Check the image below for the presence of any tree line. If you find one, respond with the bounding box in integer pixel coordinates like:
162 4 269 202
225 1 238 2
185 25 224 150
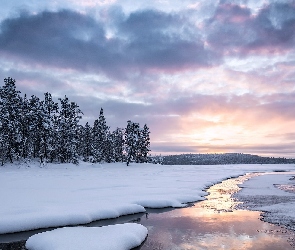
0 77 150 166
158 153 295 165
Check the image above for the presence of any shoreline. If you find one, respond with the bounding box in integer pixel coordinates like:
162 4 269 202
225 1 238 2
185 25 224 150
234 171 295 232
1 170 295 249
140 172 295 249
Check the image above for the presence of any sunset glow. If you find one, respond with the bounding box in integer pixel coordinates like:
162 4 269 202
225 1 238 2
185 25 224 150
0 0 294 157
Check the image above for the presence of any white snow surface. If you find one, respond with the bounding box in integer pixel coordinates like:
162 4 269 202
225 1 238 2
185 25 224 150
238 172 295 197
26 223 148 250
237 172 295 218
0 162 294 235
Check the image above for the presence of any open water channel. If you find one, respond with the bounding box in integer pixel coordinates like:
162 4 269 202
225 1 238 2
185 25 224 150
139 173 295 249
1 173 295 250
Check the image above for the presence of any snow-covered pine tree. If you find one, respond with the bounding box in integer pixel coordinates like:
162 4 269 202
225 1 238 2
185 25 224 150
0 77 22 163
19 94 33 160
56 96 83 164
91 119 99 162
27 95 43 160
40 92 59 163
92 108 109 163
104 131 114 163
139 124 151 163
80 122 93 162
124 120 140 166
111 127 125 162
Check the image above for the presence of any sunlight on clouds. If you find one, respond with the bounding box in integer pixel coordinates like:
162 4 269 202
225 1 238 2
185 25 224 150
65 73 126 99
162 108 295 155
189 113 222 124
157 67 251 96
190 124 246 145
224 54 291 73
166 60 295 98
0 58 16 72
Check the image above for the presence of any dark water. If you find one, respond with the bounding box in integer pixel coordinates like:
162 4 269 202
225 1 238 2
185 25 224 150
1 174 295 250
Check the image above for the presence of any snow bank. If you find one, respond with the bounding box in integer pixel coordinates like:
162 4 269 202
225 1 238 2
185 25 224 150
0 203 145 234
26 223 148 250
0 162 294 234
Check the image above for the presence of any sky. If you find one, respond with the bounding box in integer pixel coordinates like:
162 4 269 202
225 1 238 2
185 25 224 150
0 0 294 157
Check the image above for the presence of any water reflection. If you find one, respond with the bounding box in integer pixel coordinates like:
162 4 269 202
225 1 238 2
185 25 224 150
140 173 295 250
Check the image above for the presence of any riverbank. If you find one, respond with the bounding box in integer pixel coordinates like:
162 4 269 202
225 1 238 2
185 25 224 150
139 173 295 249
235 172 295 232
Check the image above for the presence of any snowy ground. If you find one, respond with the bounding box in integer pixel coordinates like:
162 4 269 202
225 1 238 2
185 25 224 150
235 172 295 231
1 162 295 249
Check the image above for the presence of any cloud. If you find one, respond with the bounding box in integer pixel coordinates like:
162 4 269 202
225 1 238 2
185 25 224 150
70 91 295 156
151 141 295 157
0 8 219 80
1 2 294 80
0 11 110 69
117 9 217 69
266 132 295 141
0 1 294 158
206 2 295 55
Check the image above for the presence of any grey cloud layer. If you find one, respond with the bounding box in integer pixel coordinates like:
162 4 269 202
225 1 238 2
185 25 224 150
207 3 295 54
1 2 294 79
77 91 295 131
0 9 214 79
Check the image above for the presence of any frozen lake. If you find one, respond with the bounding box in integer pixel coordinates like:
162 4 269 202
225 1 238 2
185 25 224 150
139 174 295 249
2 171 295 249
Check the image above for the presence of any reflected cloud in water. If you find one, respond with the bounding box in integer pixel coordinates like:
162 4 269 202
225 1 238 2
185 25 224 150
140 173 294 250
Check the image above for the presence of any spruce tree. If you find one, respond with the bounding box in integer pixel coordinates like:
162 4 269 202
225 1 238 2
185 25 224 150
104 131 114 163
42 92 59 163
56 96 82 164
124 120 140 166
111 128 125 162
91 119 100 162
81 122 93 162
28 95 42 160
92 108 109 162
139 124 151 163
0 77 22 163
19 94 32 159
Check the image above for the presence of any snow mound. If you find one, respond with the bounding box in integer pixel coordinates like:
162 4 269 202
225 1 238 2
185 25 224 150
0 203 145 234
26 223 148 250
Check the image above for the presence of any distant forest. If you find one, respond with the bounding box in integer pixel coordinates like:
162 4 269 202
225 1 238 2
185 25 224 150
153 153 295 165
0 77 150 166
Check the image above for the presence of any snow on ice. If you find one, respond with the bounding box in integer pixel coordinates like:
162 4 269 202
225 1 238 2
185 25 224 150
1 162 295 249
236 172 295 231
26 223 148 250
